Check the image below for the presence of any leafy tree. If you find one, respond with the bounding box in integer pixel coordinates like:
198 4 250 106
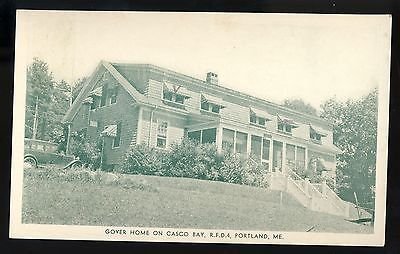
25 58 72 146
25 58 55 140
320 88 378 205
283 98 318 116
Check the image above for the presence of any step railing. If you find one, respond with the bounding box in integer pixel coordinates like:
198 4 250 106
323 182 350 217
286 168 349 217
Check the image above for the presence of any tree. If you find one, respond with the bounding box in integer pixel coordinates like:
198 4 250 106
25 58 72 146
283 98 318 116
25 58 55 140
320 88 378 205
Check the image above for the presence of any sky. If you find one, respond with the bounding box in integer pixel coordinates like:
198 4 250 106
17 11 392 110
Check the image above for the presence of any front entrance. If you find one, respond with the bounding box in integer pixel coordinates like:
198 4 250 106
272 141 283 172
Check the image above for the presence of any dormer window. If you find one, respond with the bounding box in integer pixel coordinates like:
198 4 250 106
277 115 299 135
200 94 225 114
249 107 271 127
162 81 190 107
309 124 327 144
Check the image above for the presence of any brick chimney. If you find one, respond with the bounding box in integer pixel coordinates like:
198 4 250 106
206 72 218 86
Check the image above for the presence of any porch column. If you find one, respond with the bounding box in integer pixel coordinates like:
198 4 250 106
216 126 223 153
305 147 309 171
246 133 251 157
268 139 273 172
282 142 287 174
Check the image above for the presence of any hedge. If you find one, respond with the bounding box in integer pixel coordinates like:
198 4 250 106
121 138 269 188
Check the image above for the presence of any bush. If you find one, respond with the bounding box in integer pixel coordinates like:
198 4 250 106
69 130 102 169
122 138 268 188
120 144 167 175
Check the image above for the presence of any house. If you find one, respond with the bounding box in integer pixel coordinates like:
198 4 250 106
62 61 341 181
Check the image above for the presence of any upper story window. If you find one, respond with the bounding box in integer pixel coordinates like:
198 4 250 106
109 87 118 105
88 84 118 108
200 94 225 114
162 82 190 108
157 121 168 148
309 124 327 144
87 86 102 110
277 115 299 135
249 107 271 127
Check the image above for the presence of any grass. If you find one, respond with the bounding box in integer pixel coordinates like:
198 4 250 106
22 168 373 233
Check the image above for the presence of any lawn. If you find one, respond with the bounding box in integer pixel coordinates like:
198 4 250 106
22 168 373 233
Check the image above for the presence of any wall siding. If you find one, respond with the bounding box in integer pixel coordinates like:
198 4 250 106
70 71 139 167
138 108 186 148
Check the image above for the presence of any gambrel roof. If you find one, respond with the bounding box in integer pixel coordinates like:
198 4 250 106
63 61 333 129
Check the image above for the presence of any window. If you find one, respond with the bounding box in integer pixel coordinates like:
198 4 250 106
211 104 220 114
188 130 201 143
201 101 221 114
250 114 257 124
200 94 224 114
296 147 306 171
157 121 168 148
201 128 216 144
250 114 266 127
163 91 173 101
262 139 270 161
309 125 326 144
277 116 298 135
278 123 284 132
251 135 262 159
286 144 296 169
89 120 98 127
90 97 100 110
112 122 122 148
109 88 118 104
222 128 235 152
258 117 266 126
175 94 185 104
249 108 270 127
162 87 188 107
310 132 322 143
278 123 292 133
273 141 283 171
201 101 210 111
235 131 248 155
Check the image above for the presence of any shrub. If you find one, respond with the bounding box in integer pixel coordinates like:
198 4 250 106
122 138 268 188
120 144 167 175
69 131 102 169
217 151 245 184
243 155 269 187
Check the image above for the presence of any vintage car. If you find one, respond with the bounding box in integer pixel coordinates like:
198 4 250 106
23 138 81 169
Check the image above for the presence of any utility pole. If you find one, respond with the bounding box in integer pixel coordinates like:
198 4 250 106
32 95 39 140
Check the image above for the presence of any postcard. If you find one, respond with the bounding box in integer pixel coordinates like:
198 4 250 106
10 10 391 246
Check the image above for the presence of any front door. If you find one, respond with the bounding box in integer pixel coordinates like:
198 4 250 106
272 141 283 172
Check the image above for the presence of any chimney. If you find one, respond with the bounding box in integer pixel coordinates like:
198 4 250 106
206 72 218 86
